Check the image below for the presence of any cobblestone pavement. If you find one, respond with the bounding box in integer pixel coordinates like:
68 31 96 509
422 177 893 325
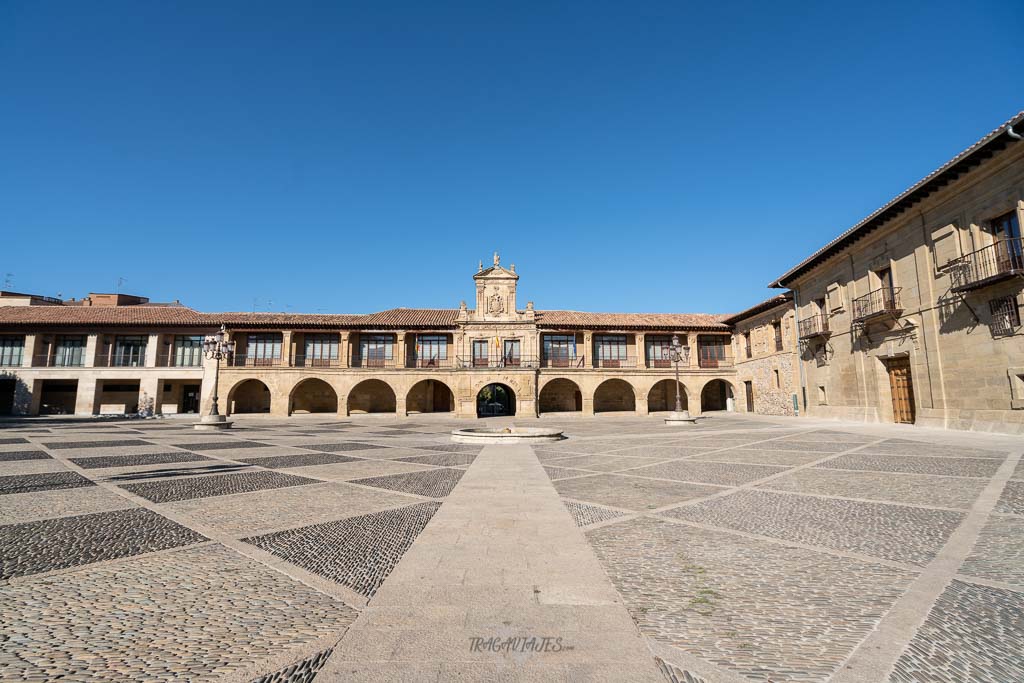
0 413 1021 681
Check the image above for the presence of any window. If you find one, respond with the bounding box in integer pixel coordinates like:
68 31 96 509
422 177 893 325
818 385 827 405
358 334 392 367
503 339 521 367
989 296 1021 336
304 333 339 367
414 334 447 367
247 333 282 366
54 335 86 367
991 210 1024 271
472 339 490 367
0 335 24 366
173 335 203 367
543 334 576 367
594 335 627 367
698 335 727 368
773 321 783 351
646 336 674 368
773 368 781 388
825 282 845 313
112 335 148 367
743 331 752 358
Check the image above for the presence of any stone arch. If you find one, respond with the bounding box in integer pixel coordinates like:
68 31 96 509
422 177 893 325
348 379 397 414
406 378 454 414
539 378 583 413
593 378 636 413
700 379 735 412
228 378 271 415
647 379 688 413
289 378 338 415
477 383 516 417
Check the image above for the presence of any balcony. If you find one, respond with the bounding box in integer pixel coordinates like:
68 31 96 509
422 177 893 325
853 287 902 322
798 314 831 340
540 355 586 369
293 355 343 368
592 358 638 369
407 357 454 369
230 354 283 368
698 357 734 369
949 238 1024 292
459 356 539 369
158 353 204 368
34 354 86 368
350 356 398 369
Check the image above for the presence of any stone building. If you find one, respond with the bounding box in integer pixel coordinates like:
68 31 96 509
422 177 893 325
772 110 1024 434
722 293 799 416
0 254 744 419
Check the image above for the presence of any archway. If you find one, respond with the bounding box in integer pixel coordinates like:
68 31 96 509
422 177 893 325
290 378 338 414
348 379 397 414
230 379 271 414
407 379 454 414
701 379 734 412
477 383 515 417
648 379 688 413
593 378 636 413
539 378 582 414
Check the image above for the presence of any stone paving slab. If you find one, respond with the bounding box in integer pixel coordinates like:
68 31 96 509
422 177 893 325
554 473 726 510
544 453 667 472
0 485 135 525
119 470 319 503
960 515 1024 589
627 460 789 486
690 447 828 466
665 489 964 566
588 516 916 682
164 481 418 536
889 579 1024 683
0 544 356 682
0 470 94 495
759 468 988 510
0 449 51 461
0 458 70 476
0 507 206 580
321 443 663 681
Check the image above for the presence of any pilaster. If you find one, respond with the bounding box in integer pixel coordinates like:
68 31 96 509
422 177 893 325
22 334 37 368
145 334 160 367
281 330 293 367
139 375 162 415
74 377 99 416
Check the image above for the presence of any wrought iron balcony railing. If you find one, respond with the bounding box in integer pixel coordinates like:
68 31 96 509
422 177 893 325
798 314 831 339
230 354 283 368
293 355 342 368
406 357 454 369
458 355 540 369
698 357 734 369
349 356 398 369
33 354 85 368
592 358 638 369
949 238 1024 292
540 355 586 369
158 353 203 368
853 287 902 322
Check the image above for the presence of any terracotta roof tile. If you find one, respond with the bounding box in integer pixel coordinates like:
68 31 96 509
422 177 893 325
361 308 461 327
0 305 208 327
535 310 729 330
205 312 367 327
720 293 793 325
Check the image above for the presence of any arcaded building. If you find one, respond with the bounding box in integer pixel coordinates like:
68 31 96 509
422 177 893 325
773 110 1024 433
0 255 747 420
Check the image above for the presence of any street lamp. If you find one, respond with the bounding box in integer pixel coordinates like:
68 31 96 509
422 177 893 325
196 324 235 430
664 334 696 425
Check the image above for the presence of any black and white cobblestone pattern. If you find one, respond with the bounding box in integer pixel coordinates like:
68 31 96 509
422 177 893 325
43 439 153 449
0 471 95 495
250 647 334 683
351 467 464 498
245 501 441 597
563 500 626 527
70 451 214 469
170 440 274 451
238 452 363 469
120 470 319 503
394 452 477 467
0 507 206 580
0 449 52 461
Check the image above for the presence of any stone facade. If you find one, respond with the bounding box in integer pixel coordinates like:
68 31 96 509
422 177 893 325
774 111 1024 434
724 295 799 416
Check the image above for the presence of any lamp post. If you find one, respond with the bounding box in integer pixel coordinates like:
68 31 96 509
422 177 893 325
664 334 696 425
196 325 235 430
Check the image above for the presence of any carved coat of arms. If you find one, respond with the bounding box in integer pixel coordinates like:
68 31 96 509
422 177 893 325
487 292 505 315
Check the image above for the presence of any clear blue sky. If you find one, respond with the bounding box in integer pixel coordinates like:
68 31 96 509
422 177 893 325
2 1 1021 314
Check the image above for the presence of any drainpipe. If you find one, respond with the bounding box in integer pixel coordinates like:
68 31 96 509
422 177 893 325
792 287 807 416
1007 125 1023 141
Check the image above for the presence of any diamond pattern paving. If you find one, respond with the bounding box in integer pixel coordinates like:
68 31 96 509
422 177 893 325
351 467 464 497
554 473 725 510
0 471 95 495
119 470 319 503
70 451 214 469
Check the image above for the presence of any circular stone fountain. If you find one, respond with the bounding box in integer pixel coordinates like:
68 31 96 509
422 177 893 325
451 426 564 444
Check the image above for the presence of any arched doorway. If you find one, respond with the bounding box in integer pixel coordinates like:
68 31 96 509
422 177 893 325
539 378 582 414
230 379 271 414
701 379 734 412
594 379 636 413
407 379 454 414
477 383 515 417
348 379 397 414
290 378 338 414
648 379 687 413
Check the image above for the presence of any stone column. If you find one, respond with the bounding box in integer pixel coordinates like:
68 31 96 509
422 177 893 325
339 332 349 368
280 330 293 367
582 395 595 416
689 333 700 369
145 334 160 368
395 332 407 369
582 331 592 367
199 353 219 415
396 394 408 417
635 394 649 416
84 334 99 368
22 334 38 368
635 333 645 368
689 383 702 416
74 377 99 416
22 379 40 416
139 375 162 415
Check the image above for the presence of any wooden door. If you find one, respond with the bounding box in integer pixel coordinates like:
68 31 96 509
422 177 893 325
886 358 916 424
744 381 754 413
